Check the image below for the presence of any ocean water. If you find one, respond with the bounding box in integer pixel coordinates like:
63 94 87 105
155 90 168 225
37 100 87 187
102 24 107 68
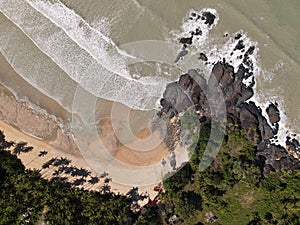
0 0 299 134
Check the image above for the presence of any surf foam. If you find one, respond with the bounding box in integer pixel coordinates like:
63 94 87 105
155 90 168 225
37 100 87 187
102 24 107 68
0 0 169 111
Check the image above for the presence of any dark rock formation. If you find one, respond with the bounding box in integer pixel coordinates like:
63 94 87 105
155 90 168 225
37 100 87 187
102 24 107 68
234 40 245 51
159 59 300 175
266 103 280 124
179 37 193 45
257 141 300 175
194 28 202 36
178 73 192 90
160 61 276 143
201 11 216 26
234 33 242 40
286 137 300 153
179 10 217 49
245 46 255 56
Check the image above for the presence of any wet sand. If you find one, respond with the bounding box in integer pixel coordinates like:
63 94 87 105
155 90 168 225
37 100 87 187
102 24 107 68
0 53 72 121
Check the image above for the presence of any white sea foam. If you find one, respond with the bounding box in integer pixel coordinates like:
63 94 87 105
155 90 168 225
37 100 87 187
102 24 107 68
26 0 135 77
0 0 170 111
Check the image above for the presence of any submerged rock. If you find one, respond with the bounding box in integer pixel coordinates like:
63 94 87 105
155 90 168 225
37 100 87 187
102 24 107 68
174 49 188 63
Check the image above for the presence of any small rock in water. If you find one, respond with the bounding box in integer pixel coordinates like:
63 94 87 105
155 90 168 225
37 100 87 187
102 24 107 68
174 49 188 63
201 11 216 26
198 52 208 61
179 37 193 45
194 28 202 35
245 46 255 55
234 33 242 40
234 40 245 51
223 32 229 37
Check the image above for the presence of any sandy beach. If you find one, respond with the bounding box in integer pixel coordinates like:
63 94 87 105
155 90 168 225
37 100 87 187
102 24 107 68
99 118 169 166
0 86 159 202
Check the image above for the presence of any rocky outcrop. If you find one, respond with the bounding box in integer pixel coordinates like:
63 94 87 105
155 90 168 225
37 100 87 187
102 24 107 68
257 141 300 175
160 69 209 119
159 60 300 176
160 61 274 141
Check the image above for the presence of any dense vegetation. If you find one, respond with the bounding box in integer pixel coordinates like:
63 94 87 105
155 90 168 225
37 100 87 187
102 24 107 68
159 122 300 224
1 121 300 225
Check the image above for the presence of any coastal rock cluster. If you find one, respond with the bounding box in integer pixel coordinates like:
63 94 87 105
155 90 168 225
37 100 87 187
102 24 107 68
179 9 217 46
159 61 300 175
159 7 300 176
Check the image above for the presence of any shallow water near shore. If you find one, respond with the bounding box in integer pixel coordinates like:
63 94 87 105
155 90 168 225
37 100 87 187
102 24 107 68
0 0 299 134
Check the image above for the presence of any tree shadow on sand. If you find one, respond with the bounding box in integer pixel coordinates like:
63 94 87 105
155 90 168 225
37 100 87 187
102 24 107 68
72 178 86 186
41 156 113 190
126 187 149 211
50 176 72 188
99 184 111 194
13 142 33 155
38 150 48 157
71 167 91 177
0 130 14 149
126 187 148 202
88 176 100 185
42 157 72 169
42 157 57 169
53 157 71 167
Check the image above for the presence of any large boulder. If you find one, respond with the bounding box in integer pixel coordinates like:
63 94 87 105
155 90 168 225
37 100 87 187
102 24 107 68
266 103 280 124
